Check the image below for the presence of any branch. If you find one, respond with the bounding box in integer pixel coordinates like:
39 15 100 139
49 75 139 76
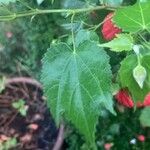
5 77 42 89
0 5 117 21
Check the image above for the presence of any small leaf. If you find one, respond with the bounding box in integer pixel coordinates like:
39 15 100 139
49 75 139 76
12 99 27 116
99 34 133 52
139 107 150 127
20 107 27 116
12 99 25 109
133 64 147 89
41 41 115 145
113 2 150 32
2 138 17 149
118 54 150 102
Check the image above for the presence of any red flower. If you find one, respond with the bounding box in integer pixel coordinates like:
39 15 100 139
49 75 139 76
115 89 150 108
137 135 145 142
102 12 122 41
115 90 134 108
143 93 150 106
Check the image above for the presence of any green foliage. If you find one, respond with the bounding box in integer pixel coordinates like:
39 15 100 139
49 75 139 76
12 99 27 116
139 107 150 127
113 2 150 32
0 138 17 150
41 41 115 146
100 34 134 52
118 54 150 102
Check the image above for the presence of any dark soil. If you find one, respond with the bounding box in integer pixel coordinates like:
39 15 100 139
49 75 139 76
0 78 58 150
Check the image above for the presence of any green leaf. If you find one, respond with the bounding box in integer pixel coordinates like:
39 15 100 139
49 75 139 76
99 34 134 52
20 107 27 116
118 54 150 102
113 2 150 32
139 107 150 127
12 99 25 109
0 0 16 4
4 138 17 149
41 41 115 145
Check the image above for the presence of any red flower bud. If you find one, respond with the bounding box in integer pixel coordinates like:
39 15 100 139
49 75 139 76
115 90 134 108
137 135 145 142
102 12 122 41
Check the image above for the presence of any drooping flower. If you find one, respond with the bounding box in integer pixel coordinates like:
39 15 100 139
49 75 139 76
143 93 150 106
115 89 150 108
115 90 134 108
102 12 122 40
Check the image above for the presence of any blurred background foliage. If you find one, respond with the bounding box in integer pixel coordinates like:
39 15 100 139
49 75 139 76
2 1 150 150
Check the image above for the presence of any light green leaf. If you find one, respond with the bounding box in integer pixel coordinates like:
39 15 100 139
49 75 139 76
133 64 147 89
41 41 115 145
99 34 133 52
12 99 27 117
139 107 150 127
118 54 150 102
113 2 150 32
0 0 16 4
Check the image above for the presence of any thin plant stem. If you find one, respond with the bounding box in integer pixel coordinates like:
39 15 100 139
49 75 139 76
0 5 118 21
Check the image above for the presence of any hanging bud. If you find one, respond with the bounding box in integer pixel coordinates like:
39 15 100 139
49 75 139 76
133 45 140 55
133 65 147 89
